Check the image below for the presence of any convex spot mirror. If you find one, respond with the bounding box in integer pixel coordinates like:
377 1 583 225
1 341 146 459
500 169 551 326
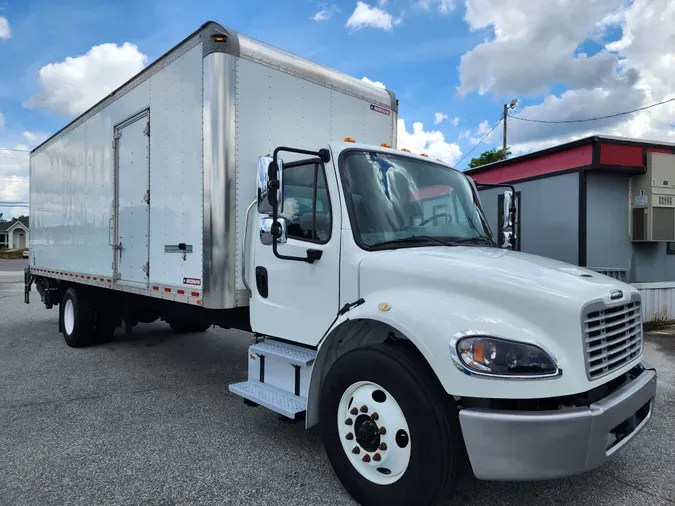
260 216 287 245
257 155 284 215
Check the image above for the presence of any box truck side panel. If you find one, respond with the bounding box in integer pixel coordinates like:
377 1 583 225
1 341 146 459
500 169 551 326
30 37 204 304
147 43 204 290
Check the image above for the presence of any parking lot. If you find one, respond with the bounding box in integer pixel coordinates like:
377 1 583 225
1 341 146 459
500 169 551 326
1 259 674 506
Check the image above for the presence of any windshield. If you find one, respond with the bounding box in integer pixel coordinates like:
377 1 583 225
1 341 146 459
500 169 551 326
340 150 494 250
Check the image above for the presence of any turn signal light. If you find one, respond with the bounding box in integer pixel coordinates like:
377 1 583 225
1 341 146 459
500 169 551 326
344 137 356 143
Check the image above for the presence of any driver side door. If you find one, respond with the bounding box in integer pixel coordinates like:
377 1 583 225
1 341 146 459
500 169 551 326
250 158 341 346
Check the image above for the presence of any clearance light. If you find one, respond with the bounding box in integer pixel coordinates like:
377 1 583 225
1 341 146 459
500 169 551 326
380 143 391 148
213 35 227 42
401 148 411 152
344 137 356 143
420 153 429 157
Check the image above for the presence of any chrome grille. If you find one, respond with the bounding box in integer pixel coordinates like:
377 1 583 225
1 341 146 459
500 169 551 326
583 299 643 380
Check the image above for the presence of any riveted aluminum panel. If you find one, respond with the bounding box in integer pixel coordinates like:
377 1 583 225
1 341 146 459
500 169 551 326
149 43 204 289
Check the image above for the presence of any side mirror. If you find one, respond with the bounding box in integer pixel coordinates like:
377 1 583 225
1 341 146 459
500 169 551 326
257 155 284 215
260 216 287 245
500 190 519 249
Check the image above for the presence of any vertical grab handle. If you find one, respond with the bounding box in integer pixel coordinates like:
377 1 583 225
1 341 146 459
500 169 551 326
241 200 256 294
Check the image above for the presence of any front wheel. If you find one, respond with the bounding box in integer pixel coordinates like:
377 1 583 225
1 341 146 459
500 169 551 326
319 342 463 506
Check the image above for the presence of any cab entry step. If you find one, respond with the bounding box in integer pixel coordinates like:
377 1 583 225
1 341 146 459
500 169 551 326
229 380 307 419
249 341 317 366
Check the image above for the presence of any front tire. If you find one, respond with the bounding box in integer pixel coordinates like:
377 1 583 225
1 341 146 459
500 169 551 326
319 342 463 506
60 287 95 348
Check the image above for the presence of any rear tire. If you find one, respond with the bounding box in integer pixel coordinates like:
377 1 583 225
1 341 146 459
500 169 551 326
319 342 463 506
60 287 96 348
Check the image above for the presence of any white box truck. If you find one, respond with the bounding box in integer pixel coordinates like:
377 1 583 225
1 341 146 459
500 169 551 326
25 21 657 506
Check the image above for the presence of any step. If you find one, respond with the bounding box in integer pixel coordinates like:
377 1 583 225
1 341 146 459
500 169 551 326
250 341 317 367
229 380 307 419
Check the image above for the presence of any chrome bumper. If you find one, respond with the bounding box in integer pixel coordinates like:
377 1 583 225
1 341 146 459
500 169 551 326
459 364 657 481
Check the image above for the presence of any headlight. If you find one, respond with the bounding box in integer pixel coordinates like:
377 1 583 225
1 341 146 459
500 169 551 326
453 336 560 378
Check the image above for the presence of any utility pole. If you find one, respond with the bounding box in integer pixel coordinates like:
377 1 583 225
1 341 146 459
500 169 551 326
502 98 518 160
503 103 508 160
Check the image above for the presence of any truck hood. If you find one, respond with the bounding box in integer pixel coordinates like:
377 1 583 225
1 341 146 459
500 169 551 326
357 246 637 341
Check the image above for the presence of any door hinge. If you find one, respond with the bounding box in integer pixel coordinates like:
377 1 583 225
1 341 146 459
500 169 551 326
114 273 122 281
144 121 150 136
114 130 121 139
142 262 149 275
143 189 150 204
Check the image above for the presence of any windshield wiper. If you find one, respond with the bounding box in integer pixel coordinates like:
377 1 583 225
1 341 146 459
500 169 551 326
371 235 491 250
444 237 491 246
371 235 460 250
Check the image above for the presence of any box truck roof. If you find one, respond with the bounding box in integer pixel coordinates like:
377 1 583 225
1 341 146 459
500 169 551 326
32 20 397 156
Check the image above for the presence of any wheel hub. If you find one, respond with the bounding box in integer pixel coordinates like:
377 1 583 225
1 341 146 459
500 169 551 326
355 416 381 452
337 381 412 485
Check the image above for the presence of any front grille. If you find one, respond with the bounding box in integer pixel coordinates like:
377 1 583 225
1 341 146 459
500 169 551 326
583 299 643 380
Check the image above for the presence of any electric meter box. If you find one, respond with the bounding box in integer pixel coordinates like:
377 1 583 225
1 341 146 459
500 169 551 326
631 152 675 242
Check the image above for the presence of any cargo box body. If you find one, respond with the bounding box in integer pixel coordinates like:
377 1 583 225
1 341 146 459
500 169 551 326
29 21 397 310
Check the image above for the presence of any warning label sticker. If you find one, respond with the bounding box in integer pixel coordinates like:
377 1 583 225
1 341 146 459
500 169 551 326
183 277 202 286
370 104 391 116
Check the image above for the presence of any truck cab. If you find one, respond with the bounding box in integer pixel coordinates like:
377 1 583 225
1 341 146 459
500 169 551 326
234 139 657 506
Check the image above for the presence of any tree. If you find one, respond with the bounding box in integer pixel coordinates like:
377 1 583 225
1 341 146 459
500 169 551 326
467 147 511 168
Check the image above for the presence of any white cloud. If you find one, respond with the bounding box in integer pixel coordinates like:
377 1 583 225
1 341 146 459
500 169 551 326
397 118 462 164
419 0 455 14
458 0 629 97
0 17 10 41
312 5 339 21
361 76 387 89
0 129 52 220
25 42 148 117
459 0 675 154
451 116 460 126
22 131 50 146
434 112 448 125
346 1 402 31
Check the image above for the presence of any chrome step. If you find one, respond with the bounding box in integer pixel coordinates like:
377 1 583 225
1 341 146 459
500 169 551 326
229 380 307 419
250 341 316 366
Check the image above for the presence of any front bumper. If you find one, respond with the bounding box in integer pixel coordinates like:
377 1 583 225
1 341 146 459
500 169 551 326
459 363 657 481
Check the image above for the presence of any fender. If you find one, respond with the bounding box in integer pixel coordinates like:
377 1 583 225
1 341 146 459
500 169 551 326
305 285 595 429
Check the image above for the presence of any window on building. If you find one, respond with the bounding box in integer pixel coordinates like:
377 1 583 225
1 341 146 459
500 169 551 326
280 161 332 243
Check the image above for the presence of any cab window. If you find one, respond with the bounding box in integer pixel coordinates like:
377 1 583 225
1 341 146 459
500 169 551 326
280 161 332 243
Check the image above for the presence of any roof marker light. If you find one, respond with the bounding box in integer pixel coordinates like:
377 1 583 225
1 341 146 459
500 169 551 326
344 137 356 143
401 148 411 152
380 143 391 148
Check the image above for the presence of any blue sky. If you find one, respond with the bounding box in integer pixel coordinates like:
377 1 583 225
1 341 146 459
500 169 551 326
1 0 674 218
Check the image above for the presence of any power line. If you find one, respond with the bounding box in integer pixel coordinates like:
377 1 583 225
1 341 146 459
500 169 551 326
456 117 503 168
508 96 675 124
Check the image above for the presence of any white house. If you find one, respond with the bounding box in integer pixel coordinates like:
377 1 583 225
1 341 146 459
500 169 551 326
0 217 29 249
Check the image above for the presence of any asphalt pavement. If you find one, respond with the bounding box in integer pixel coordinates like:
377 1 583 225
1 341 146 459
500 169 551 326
1 260 674 505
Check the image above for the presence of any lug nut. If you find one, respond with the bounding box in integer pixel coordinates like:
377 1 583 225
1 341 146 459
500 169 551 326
362 454 371 463
346 433 354 440
371 412 379 421
345 418 353 426
350 408 358 415
379 443 388 451
352 446 360 455
378 427 387 435
373 453 382 462
360 405 368 413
